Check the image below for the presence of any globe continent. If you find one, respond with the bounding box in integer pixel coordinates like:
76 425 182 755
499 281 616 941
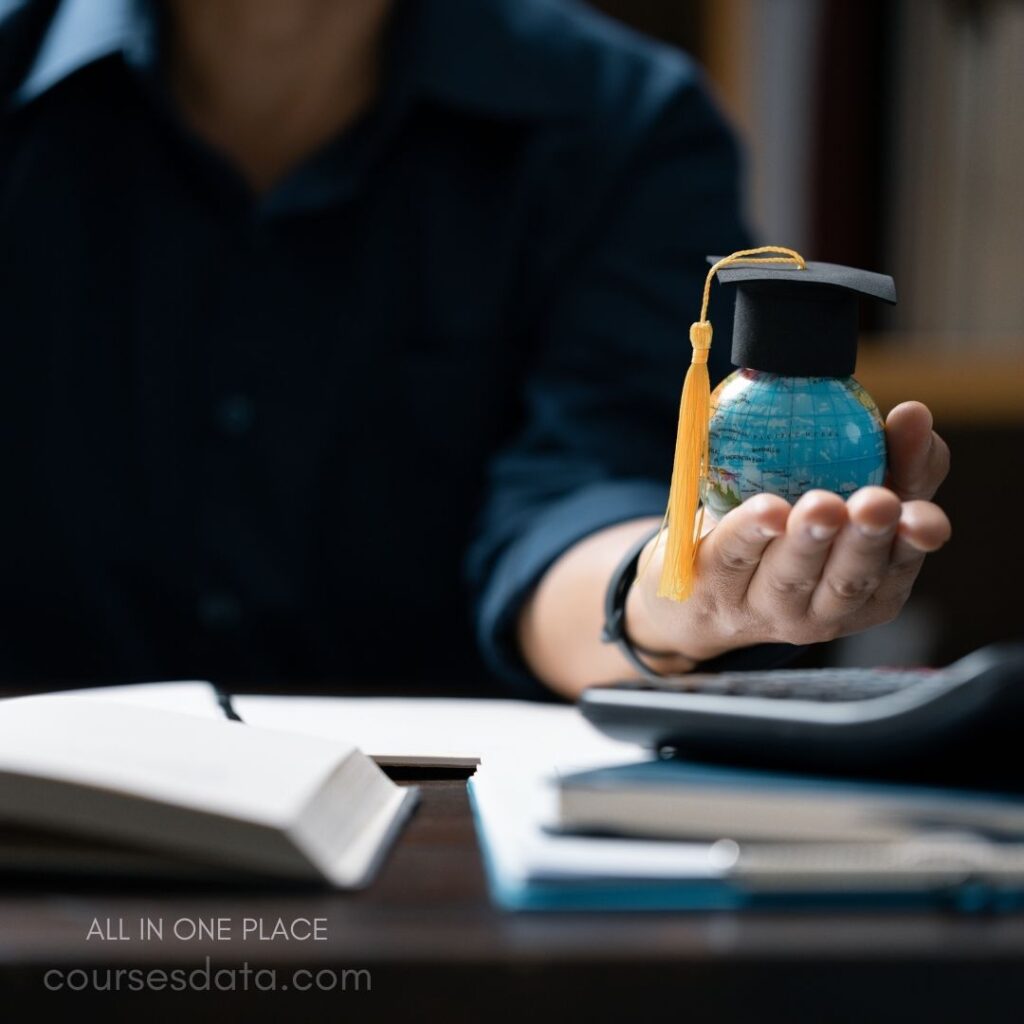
703 369 886 519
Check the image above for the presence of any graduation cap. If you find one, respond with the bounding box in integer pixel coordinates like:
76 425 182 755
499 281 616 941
715 257 896 377
655 247 897 602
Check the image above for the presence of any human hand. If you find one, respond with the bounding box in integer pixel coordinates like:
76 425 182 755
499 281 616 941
626 401 952 665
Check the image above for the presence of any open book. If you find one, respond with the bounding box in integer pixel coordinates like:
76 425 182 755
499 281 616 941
0 695 417 887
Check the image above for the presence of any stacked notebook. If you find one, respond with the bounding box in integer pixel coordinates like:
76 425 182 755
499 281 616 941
558 759 1024 843
469 753 1024 912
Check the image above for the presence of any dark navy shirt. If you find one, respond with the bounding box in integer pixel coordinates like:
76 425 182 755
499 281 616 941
0 0 747 690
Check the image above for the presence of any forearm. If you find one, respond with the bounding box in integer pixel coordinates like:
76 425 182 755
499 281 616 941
517 518 696 699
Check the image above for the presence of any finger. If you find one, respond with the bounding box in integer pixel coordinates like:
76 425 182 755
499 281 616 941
747 490 847 616
864 502 952 628
810 486 901 621
890 500 952 568
700 493 790 602
885 401 951 502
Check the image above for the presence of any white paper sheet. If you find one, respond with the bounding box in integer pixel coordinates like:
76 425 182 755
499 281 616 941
41 683 646 770
232 694 642 768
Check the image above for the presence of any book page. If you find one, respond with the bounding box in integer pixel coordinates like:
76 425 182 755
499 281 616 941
0 697 354 824
53 681 225 721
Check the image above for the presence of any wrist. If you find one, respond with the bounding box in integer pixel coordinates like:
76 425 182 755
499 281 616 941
622 577 706 672
624 557 746 667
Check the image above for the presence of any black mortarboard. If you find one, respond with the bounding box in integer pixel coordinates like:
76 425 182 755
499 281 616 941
708 258 897 377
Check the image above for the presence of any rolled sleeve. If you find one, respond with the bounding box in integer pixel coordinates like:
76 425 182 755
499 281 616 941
468 63 750 690
475 479 668 691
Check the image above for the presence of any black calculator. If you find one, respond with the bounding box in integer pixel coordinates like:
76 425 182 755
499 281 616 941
579 643 1024 788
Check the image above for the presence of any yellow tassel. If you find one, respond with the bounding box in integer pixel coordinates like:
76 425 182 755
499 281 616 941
656 321 711 600
654 246 807 602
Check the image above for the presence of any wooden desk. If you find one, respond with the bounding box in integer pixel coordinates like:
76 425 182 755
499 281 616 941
2 775 1024 1022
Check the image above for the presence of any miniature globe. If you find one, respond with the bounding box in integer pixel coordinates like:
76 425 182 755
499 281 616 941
702 369 886 518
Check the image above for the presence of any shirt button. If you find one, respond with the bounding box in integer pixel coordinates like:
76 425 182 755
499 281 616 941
198 593 242 630
217 395 255 437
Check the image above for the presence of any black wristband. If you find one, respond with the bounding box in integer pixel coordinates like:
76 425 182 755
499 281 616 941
600 526 680 680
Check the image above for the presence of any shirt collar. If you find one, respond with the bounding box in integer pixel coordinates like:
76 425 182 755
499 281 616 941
13 0 579 120
14 0 155 106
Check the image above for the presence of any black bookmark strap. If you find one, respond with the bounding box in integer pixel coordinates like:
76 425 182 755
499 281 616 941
215 687 244 722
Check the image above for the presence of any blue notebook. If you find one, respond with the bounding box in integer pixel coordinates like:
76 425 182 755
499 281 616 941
468 761 1024 913
558 759 1024 844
